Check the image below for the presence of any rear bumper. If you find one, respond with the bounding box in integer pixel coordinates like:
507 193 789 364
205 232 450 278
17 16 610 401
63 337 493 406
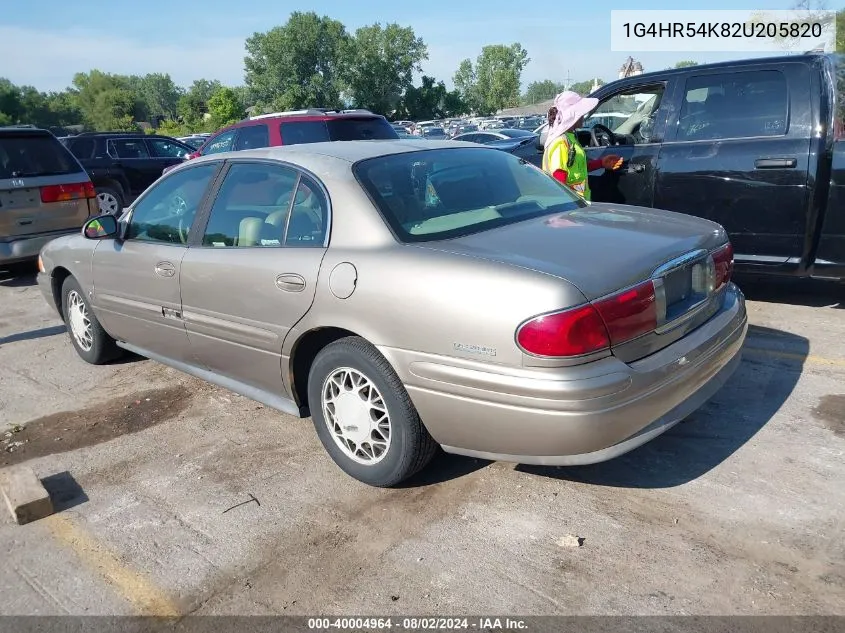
380 284 747 465
0 231 77 265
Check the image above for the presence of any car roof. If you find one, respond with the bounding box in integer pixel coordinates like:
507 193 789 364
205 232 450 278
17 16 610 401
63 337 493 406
190 139 476 166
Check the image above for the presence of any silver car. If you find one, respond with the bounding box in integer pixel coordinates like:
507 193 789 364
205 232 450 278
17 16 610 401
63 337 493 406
37 141 747 486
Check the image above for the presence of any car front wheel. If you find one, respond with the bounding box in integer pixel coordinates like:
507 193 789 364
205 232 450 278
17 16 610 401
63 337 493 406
61 276 121 364
308 336 437 487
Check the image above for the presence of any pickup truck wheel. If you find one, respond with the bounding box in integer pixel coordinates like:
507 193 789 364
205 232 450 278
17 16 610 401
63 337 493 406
61 276 121 365
96 186 123 215
308 336 438 487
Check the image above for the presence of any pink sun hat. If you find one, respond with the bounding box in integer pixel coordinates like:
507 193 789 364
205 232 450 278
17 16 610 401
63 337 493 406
546 91 599 147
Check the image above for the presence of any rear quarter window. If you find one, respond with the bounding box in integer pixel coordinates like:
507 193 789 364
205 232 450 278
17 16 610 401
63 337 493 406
0 133 81 178
325 117 398 141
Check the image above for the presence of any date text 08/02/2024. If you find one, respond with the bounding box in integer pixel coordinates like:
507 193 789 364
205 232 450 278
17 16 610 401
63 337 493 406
307 618 528 631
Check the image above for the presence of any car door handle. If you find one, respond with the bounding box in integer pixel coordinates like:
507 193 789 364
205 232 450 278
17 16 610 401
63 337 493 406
154 262 176 277
755 158 797 169
627 163 645 174
275 273 306 292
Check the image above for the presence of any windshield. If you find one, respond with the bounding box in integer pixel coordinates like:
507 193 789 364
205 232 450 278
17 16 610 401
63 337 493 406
0 133 80 179
498 128 535 138
353 147 585 243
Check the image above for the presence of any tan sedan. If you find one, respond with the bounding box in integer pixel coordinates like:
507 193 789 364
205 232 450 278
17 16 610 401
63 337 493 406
37 141 747 486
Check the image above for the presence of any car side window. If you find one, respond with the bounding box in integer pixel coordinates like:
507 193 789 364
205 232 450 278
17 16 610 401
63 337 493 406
108 138 150 159
279 122 330 145
147 138 191 158
589 84 666 144
201 162 299 248
234 124 270 151
67 138 95 159
202 130 237 155
285 177 328 247
675 70 788 142
125 163 218 245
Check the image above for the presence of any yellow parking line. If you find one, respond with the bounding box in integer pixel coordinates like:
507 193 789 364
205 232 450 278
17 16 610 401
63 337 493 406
743 346 845 368
45 514 179 616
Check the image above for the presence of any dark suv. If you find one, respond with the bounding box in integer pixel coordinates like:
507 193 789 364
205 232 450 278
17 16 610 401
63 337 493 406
61 132 194 214
188 109 399 161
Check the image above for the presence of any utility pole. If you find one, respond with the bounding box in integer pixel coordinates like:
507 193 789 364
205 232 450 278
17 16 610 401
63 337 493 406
564 71 572 91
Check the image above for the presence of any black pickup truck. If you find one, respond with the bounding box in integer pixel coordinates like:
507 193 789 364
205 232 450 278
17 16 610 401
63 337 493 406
60 132 193 215
537 53 844 281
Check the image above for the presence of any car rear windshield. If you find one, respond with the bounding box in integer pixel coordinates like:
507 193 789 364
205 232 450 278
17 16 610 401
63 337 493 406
279 117 398 145
0 133 81 179
353 147 586 243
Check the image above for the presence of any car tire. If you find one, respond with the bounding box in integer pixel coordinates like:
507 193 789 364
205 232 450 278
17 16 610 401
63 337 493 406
308 336 438 487
61 276 121 365
96 185 124 215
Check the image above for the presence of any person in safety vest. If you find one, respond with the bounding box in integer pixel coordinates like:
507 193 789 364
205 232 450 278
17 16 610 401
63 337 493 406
542 91 623 201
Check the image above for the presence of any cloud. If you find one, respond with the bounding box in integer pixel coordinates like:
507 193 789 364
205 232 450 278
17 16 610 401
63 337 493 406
0 25 246 91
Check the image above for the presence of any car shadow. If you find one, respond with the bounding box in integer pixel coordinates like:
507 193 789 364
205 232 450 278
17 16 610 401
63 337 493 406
515 324 807 489
0 324 67 345
0 271 37 287
41 471 88 512
398 450 491 488
734 275 844 309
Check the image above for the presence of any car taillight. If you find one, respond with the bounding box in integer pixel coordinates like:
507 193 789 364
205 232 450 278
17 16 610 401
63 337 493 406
41 181 96 203
517 304 611 357
593 280 658 346
712 242 734 288
517 280 660 358
187 151 200 160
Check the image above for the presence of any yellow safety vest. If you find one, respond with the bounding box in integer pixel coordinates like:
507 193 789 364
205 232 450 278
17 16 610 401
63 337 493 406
542 132 591 201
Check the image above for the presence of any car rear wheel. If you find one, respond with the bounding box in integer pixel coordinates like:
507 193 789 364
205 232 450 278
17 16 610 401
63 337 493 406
61 276 121 365
308 336 438 487
96 186 123 215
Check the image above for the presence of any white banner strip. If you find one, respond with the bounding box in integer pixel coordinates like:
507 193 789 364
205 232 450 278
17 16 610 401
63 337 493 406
610 10 837 53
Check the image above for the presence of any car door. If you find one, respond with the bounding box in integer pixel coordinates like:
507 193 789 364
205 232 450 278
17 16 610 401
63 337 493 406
180 160 328 396
146 137 193 175
584 81 673 207
91 162 222 361
106 137 162 196
654 64 813 264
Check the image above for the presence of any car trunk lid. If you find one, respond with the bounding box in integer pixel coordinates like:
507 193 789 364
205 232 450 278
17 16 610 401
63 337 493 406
420 203 731 361
421 203 725 300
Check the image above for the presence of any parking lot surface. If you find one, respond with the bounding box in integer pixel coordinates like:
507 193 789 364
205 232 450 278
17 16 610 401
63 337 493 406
0 268 843 616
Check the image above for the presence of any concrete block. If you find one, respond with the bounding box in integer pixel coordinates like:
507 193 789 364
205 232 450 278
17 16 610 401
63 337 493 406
0 466 54 525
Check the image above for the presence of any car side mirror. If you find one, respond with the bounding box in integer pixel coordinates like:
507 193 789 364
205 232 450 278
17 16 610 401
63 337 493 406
82 214 118 240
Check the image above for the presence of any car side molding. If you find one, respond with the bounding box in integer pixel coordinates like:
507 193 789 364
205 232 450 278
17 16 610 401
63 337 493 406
116 342 304 418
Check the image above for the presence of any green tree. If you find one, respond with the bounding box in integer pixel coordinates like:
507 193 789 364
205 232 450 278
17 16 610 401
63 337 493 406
837 8 844 52
244 11 349 111
136 73 183 120
522 80 564 105
674 60 698 68
0 78 24 122
177 79 223 126
397 75 467 120
454 43 529 115
452 59 478 112
207 87 244 128
345 23 427 114
568 80 598 96
73 70 141 130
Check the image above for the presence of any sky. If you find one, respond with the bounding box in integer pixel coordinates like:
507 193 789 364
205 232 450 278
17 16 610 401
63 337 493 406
0 0 814 94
